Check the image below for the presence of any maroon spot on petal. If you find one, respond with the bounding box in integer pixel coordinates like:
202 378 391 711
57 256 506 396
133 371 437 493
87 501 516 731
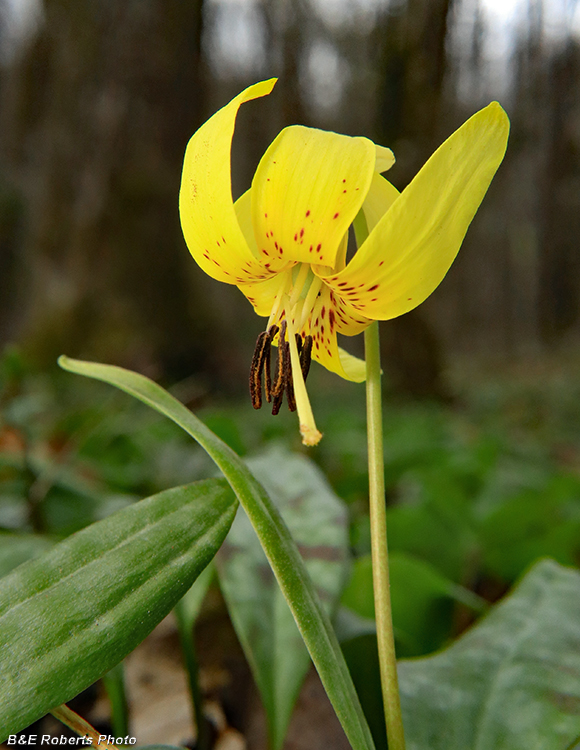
372 297 378 301
265 263 271 268
306 209 311 217
333 212 340 219
300 228 304 238
342 179 346 183
316 243 322 252
321 325 325 334
321 307 326 318
279 247 284 255
379 260 384 266
294 233 298 241
274 241 278 249
368 284 380 291
338 281 347 287
329 310 335 331
262 249 268 255
267 178 270 181
315 317 319 326
343 190 347 193
222 237 226 243
265 213 268 218
408 297 412 301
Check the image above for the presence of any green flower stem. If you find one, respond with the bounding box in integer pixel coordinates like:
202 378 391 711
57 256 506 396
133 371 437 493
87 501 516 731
364 321 406 750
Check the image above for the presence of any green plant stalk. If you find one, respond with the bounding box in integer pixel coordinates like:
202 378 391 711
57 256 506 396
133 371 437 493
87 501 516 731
102 663 129 738
364 321 406 750
174 603 210 750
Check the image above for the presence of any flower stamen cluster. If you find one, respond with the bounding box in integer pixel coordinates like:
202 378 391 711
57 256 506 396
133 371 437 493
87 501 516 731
249 321 313 416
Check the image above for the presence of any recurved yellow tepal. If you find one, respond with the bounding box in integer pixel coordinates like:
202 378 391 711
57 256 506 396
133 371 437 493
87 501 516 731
179 79 509 445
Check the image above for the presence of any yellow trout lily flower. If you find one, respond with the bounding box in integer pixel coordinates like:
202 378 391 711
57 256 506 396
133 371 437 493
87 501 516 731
179 79 509 446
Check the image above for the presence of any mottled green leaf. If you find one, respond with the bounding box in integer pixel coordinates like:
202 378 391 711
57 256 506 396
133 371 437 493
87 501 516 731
399 559 580 750
0 479 237 740
217 449 350 750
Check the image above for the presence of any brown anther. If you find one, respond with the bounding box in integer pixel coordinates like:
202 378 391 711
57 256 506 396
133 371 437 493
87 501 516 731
271 321 289 415
249 324 279 409
300 335 313 380
249 331 270 409
250 321 306 415
263 324 278 402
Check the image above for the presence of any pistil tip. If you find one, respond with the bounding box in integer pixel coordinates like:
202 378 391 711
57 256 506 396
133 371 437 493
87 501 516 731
300 424 323 447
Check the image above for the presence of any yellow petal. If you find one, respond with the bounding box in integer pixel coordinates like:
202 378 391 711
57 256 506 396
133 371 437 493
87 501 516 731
375 144 395 173
301 286 368 382
234 188 289 274
234 189 257 254
179 79 277 285
326 102 510 320
337 347 367 382
362 172 400 232
239 273 288 317
251 125 376 270
324 230 349 274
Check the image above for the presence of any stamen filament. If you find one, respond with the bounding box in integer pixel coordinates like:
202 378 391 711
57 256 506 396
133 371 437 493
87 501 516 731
287 263 310 311
300 276 323 330
285 315 322 446
267 273 292 330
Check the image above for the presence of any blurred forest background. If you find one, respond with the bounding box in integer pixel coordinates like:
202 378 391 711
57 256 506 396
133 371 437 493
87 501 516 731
1 0 579 396
3 2 580 745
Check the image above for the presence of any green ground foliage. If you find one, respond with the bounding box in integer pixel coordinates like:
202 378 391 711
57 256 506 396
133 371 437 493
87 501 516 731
2 345 580 663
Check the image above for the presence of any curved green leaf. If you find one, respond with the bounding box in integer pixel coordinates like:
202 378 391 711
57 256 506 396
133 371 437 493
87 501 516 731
217 449 350 749
0 478 237 740
399 559 580 749
58 356 375 750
